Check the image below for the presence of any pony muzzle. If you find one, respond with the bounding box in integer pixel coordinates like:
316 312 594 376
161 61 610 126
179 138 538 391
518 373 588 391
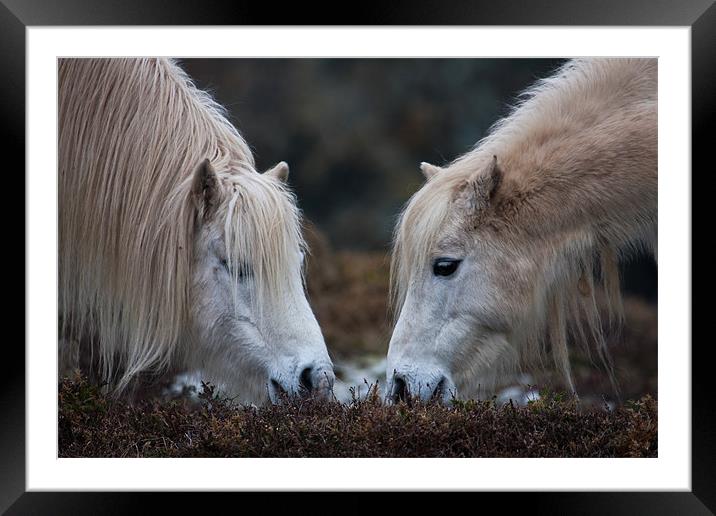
268 362 335 402
389 370 455 404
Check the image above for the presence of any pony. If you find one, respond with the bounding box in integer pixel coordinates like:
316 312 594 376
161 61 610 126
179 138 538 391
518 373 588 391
59 58 334 403
387 58 657 402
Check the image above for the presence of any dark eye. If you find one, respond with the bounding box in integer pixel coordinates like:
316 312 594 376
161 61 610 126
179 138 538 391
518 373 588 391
222 258 252 280
433 258 461 277
220 258 239 277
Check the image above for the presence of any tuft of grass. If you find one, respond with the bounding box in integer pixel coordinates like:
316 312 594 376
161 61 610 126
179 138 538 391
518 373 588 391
59 374 657 458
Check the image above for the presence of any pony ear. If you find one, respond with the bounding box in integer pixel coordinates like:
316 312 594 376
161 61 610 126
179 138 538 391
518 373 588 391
453 155 502 212
264 161 289 182
420 162 443 180
191 158 220 215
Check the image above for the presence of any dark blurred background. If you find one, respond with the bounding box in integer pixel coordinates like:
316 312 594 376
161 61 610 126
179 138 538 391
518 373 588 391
182 59 568 247
181 59 657 400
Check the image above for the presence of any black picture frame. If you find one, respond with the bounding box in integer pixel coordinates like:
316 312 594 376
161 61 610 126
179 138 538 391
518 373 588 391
5 0 710 512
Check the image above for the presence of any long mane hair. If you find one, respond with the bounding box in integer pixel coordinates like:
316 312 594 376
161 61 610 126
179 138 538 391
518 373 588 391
59 58 304 393
391 59 657 394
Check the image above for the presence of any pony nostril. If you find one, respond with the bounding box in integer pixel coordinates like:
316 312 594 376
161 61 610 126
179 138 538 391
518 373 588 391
392 375 408 403
431 377 447 399
299 367 313 393
269 378 289 401
299 365 334 399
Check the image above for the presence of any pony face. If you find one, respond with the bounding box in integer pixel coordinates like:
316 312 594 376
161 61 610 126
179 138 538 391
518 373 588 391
388 157 534 402
188 160 334 404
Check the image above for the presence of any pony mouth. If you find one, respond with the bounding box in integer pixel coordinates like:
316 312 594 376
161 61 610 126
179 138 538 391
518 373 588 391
268 377 315 402
269 378 290 400
389 375 451 404
430 377 448 401
269 370 335 403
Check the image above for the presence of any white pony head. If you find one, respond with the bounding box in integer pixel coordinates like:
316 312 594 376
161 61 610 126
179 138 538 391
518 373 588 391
187 159 334 403
387 59 657 402
388 157 520 402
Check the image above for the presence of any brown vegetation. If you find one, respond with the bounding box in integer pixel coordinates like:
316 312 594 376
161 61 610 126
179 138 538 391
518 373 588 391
59 375 657 458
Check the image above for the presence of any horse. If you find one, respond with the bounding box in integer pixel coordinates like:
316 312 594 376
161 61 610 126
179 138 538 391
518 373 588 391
59 58 334 403
387 58 657 402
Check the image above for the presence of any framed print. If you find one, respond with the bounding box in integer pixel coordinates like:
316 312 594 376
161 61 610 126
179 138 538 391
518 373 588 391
6 0 711 512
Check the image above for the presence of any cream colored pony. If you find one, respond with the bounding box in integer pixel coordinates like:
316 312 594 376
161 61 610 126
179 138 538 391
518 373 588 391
388 59 657 401
59 58 334 402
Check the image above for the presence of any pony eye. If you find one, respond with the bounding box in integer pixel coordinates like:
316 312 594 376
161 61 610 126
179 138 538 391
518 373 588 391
433 258 461 277
220 258 239 276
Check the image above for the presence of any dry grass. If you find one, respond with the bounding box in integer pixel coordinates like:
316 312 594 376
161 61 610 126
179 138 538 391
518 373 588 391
59 374 657 458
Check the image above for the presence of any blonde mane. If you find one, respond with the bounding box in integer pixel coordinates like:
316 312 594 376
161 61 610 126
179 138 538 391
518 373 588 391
59 58 304 393
391 59 657 393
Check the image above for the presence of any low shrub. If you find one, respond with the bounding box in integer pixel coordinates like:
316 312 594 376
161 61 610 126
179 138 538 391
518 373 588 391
59 375 657 458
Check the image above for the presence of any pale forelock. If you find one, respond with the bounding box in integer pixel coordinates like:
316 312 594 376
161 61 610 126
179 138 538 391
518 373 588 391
390 168 471 315
222 170 306 314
